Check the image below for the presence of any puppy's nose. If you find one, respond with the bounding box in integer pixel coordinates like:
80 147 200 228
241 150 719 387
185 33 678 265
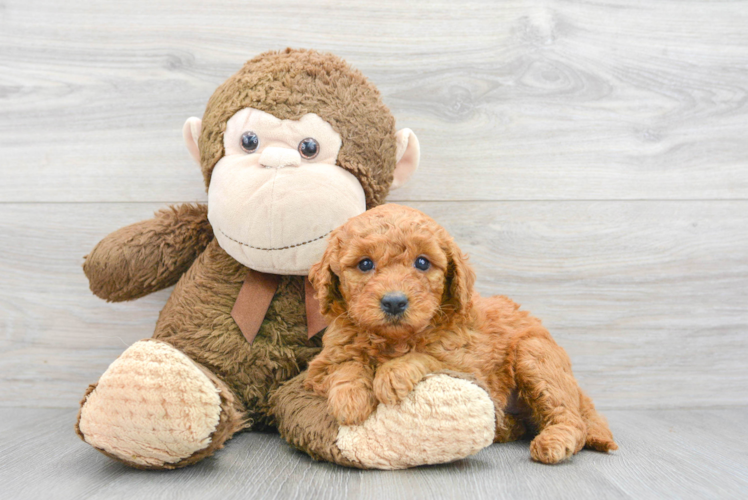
380 292 409 316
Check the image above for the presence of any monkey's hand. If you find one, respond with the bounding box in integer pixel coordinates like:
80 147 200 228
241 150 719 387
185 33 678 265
83 203 213 302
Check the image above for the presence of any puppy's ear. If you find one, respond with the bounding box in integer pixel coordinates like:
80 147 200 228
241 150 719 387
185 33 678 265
309 235 346 317
442 235 476 317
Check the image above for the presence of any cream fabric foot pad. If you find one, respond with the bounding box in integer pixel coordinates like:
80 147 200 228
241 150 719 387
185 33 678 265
336 373 496 469
78 340 222 467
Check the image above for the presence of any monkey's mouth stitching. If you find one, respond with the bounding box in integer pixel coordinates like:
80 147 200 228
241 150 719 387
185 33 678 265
218 227 332 252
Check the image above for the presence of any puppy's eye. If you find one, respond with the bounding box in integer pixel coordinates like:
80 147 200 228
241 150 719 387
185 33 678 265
298 138 319 159
241 131 259 153
414 256 431 271
357 258 375 272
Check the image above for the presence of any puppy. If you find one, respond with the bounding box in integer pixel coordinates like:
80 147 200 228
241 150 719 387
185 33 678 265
305 204 617 464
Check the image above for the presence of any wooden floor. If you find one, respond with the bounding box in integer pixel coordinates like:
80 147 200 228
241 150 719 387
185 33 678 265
1 0 747 498
0 407 746 499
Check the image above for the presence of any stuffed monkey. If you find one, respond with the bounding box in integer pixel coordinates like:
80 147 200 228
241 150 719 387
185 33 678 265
75 49 497 470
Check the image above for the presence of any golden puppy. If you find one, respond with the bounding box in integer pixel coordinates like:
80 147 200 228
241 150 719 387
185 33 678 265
305 204 617 464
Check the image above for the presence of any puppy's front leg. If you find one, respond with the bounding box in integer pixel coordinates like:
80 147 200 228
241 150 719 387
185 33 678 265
326 361 378 426
374 353 444 405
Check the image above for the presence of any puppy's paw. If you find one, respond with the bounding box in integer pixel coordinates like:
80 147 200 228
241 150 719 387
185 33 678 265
373 364 420 405
328 384 378 426
530 425 583 464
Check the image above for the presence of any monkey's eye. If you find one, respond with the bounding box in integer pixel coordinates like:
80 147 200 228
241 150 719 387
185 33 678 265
241 131 259 153
298 138 319 159
357 258 375 272
414 256 431 271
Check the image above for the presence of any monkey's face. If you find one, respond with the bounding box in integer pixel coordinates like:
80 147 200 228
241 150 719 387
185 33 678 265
207 107 367 274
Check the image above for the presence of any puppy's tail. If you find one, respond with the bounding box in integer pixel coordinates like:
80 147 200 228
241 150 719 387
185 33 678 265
580 390 618 452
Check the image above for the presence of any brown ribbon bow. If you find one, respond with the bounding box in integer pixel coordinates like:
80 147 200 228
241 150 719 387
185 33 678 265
231 270 327 344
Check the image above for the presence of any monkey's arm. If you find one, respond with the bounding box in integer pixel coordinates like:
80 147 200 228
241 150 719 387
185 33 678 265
83 203 213 302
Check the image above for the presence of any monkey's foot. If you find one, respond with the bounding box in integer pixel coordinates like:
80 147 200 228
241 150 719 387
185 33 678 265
76 340 245 469
336 373 495 469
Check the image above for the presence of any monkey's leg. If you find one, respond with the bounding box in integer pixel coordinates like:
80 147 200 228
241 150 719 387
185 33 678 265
515 335 588 465
76 339 247 469
271 370 496 470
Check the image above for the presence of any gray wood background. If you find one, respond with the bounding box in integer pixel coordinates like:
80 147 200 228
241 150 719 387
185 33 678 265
2 0 746 410
1 0 747 497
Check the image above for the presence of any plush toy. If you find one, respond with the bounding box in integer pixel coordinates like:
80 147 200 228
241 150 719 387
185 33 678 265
75 49 498 470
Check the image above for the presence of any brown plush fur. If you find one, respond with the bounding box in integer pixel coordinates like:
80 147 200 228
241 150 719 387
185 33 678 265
199 48 398 208
84 204 213 302
78 49 404 469
306 205 618 464
85 235 322 432
269 373 363 469
152 240 322 429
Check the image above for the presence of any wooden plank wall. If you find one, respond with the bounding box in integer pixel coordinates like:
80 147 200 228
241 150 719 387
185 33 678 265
1 0 746 409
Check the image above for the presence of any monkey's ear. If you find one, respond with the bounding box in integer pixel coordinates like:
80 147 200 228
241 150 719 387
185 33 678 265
183 117 202 166
391 128 420 189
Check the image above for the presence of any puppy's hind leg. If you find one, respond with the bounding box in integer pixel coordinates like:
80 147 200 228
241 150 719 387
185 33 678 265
514 334 587 464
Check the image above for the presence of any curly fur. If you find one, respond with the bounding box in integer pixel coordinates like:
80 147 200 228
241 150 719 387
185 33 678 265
306 204 618 464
